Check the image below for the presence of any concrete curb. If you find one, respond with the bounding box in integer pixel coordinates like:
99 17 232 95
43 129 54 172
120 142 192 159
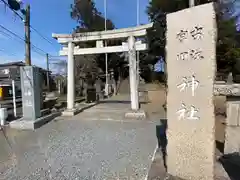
61 102 99 117
9 111 61 130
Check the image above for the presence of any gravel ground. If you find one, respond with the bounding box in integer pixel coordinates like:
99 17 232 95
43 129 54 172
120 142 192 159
0 115 158 180
0 87 166 180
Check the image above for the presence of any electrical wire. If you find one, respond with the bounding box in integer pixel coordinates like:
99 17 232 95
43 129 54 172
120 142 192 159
0 24 49 56
30 26 57 48
0 0 24 21
0 0 57 52
0 24 24 41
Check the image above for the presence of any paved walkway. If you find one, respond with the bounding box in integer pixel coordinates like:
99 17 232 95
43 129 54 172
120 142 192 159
0 95 160 180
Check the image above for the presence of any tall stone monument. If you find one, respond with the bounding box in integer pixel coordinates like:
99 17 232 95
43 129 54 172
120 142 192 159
9 66 52 130
20 66 41 120
166 3 217 179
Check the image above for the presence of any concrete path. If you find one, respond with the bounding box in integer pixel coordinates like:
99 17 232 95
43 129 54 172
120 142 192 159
0 109 158 180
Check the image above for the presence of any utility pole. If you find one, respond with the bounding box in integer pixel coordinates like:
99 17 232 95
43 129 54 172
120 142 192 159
46 53 50 92
6 1 31 65
25 4 31 66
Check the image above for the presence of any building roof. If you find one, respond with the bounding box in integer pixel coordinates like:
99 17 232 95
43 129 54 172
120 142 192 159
0 61 25 67
0 61 49 72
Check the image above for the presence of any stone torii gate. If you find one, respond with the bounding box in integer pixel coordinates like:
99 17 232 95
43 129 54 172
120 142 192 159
52 23 153 116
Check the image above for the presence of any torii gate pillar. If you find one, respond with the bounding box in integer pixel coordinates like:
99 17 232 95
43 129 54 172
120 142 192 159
128 36 139 110
67 42 75 110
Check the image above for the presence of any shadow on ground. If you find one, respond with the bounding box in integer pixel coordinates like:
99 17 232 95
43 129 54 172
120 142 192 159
219 153 240 180
156 119 168 171
7 115 22 122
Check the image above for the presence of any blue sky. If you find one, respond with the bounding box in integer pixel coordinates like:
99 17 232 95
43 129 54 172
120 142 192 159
0 0 239 70
234 1 240 31
0 0 149 69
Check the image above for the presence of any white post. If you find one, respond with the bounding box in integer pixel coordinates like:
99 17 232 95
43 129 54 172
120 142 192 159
128 36 139 110
67 42 75 110
104 0 109 96
12 80 17 117
58 81 61 94
189 0 195 7
136 0 140 88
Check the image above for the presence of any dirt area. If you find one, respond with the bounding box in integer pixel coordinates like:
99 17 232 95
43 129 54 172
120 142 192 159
141 83 166 117
143 83 227 145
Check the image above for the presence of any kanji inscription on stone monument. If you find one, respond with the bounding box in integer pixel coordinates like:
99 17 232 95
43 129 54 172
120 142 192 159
176 49 204 61
177 103 199 120
177 75 199 96
190 26 204 40
176 30 188 42
176 26 204 42
166 3 216 180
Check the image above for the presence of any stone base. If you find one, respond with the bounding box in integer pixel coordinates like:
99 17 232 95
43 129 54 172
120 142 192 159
62 108 80 116
124 110 147 119
62 102 98 116
9 112 61 130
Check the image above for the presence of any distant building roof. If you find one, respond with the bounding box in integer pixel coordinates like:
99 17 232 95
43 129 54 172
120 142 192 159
0 61 25 67
0 61 49 72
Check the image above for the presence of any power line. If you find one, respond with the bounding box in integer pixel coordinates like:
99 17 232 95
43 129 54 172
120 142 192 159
0 0 24 21
0 0 57 50
0 28 12 37
0 24 49 56
0 24 24 41
30 26 57 48
31 46 47 56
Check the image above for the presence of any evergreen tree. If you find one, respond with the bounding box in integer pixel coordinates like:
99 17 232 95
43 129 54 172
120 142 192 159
146 0 240 78
70 0 126 81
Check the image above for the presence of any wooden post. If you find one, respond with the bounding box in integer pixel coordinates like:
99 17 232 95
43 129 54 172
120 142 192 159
25 4 31 66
